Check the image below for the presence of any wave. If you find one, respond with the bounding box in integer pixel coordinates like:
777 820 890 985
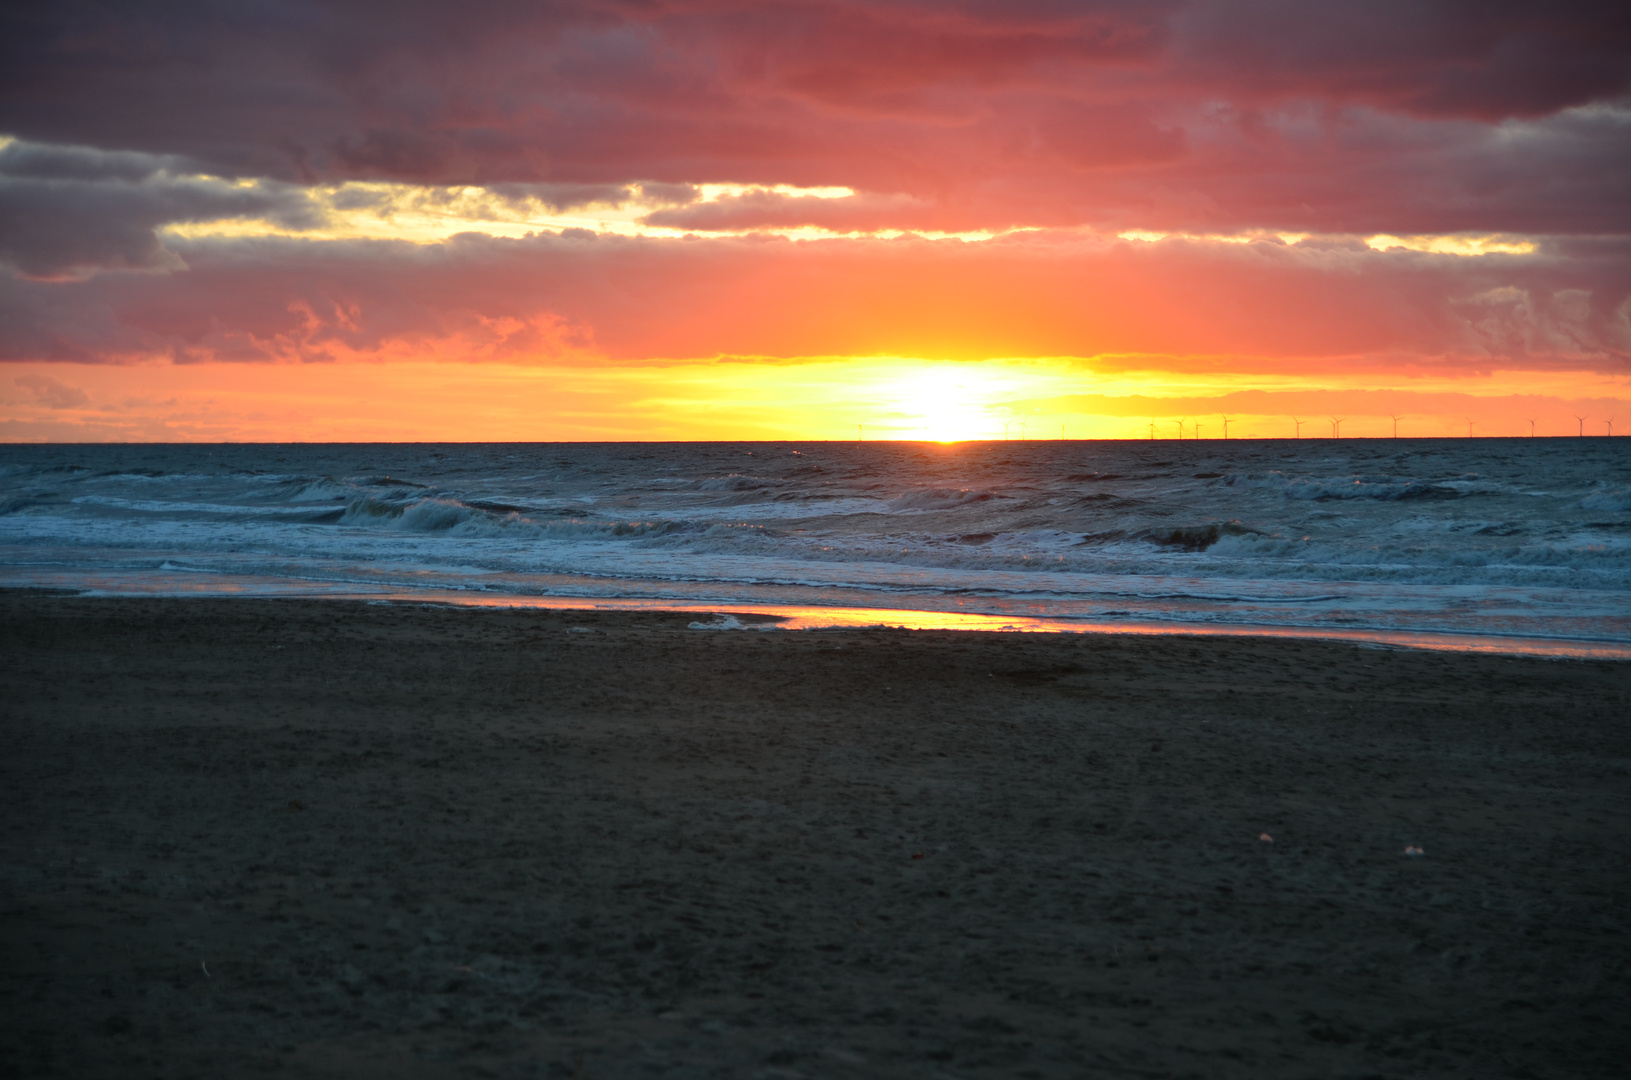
697 474 771 492
0 463 91 479
1133 522 1262 552
4 441 1629 644
888 487 1001 511
1074 521 1263 553
336 495 675 539
1581 486 1631 512
259 476 359 503
1225 471 1493 501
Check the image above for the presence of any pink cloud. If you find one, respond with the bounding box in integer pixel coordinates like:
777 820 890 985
2 230 1625 372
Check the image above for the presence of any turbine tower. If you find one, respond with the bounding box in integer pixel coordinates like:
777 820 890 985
1329 416 1346 438
1576 415 1587 436
1221 416 1232 439
1388 413 1403 438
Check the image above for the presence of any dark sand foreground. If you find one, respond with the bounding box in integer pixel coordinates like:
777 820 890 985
2 593 1628 1079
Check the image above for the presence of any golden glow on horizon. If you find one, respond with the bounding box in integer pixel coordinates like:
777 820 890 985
886 367 1021 441
5 357 1629 443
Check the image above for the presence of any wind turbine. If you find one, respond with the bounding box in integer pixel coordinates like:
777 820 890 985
1467 418 1474 438
1526 418 1537 437
1221 416 1232 439
1609 418 1617 437
1147 421 1156 440
857 423 863 442
1329 416 1346 438
1174 418 1186 439
1388 413 1403 438
1293 417 1304 439
1020 420 1028 440
1576 415 1587 436
1059 423 1066 439
1194 422 1204 439
1002 421 1010 440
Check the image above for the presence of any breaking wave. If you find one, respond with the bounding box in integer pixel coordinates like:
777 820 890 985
338 495 672 539
888 487 1000 511
1225 471 1494 501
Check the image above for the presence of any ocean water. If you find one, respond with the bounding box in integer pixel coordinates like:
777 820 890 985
2 440 1629 652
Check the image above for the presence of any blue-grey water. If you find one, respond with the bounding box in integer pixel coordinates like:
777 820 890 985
2 439 1628 648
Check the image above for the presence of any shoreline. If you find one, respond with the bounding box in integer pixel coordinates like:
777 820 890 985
3 591 1629 1078
6 580 1630 660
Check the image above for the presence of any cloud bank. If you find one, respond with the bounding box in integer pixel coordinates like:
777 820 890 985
0 1 1628 380
2 230 1626 371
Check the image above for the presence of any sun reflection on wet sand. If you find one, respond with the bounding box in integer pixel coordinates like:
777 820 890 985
28 567 1628 660
475 598 1631 659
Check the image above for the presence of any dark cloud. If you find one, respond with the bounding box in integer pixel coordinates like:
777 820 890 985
483 182 638 213
0 139 187 182
1 2 1625 236
637 182 701 207
0 141 321 278
1170 0 1631 120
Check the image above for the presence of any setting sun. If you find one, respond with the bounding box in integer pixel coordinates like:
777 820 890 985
885 367 1012 442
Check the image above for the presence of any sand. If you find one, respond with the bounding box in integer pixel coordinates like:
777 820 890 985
1 591 1628 1079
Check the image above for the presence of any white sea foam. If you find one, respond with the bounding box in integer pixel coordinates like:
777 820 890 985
1581 485 1631 512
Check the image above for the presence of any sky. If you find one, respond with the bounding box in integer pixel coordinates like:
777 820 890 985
2 0 1629 441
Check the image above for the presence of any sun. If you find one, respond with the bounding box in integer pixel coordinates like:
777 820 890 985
892 367 1003 441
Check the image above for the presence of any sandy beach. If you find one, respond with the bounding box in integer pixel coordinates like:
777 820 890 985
1 590 1628 1079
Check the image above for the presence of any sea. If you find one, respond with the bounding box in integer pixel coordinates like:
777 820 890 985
3 439 1629 656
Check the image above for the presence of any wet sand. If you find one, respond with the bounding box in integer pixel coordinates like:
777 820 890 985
1 591 1628 1079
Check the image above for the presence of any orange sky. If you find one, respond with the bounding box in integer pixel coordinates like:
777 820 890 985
6 357 1628 443
2 4 1629 441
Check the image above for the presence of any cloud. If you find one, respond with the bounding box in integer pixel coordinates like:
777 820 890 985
0 2 1625 237
0 140 321 278
1 229 1626 372
0 1 1626 390
642 190 942 232
0 139 187 182
1170 0 1631 120
13 372 89 408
